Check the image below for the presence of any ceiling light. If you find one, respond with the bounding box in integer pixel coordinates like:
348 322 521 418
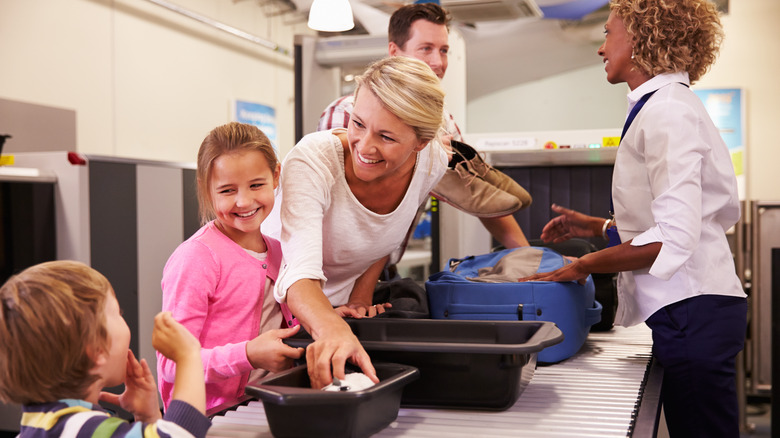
308 0 355 32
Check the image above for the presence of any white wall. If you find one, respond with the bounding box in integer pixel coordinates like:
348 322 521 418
0 0 312 163
696 0 780 201
467 0 780 201
439 28 467 129
468 63 627 132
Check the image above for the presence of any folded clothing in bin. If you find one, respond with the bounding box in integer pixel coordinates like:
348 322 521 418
426 246 602 363
285 319 563 411
245 362 418 438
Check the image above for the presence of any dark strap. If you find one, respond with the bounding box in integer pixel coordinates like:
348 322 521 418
608 89 658 247
620 89 658 142
606 222 622 247
608 83 689 246
619 82 688 141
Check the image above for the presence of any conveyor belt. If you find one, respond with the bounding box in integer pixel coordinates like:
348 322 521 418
208 325 658 438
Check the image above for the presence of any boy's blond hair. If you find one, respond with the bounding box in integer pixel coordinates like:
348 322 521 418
0 261 111 404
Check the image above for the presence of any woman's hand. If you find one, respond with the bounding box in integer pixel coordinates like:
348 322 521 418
440 134 454 159
246 325 305 372
335 302 393 318
339 256 391 319
541 204 605 243
518 257 590 285
99 350 162 423
286 279 379 390
305 323 378 389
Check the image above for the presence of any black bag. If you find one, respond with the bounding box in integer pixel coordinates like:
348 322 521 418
372 277 429 319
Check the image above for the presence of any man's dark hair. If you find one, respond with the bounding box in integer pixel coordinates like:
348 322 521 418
388 3 451 49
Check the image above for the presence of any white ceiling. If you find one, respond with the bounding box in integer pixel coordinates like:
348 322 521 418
456 11 608 99
293 0 611 99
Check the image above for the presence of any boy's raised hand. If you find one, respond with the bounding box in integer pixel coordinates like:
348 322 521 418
153 312 200 362
153 312 206 414
99 350 162 423
246 325 305 372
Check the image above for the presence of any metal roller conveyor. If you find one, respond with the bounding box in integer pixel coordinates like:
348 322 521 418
208 325 659 438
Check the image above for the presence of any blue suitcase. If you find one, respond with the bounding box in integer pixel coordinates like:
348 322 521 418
425 246 602 363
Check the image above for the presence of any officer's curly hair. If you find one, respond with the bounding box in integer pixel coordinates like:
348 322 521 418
611 0 723 83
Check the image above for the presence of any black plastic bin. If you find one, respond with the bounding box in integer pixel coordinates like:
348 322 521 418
285 319 563 411
244 362 418 438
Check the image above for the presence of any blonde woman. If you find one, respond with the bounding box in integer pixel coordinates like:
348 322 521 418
523 1 746 436
270 56 448 389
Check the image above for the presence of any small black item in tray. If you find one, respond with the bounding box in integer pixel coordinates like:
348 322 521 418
244 362 419 438
284 319 564 411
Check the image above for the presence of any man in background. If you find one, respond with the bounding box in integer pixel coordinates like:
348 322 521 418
319 2 531 250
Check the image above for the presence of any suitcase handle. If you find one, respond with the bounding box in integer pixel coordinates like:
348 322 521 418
586 300 603 326
447 255 475 272
443 303 532 321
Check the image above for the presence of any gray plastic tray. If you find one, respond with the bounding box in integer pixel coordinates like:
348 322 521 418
285 319 564 411
245 362 419 437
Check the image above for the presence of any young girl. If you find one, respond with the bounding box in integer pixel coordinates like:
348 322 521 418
158 122 303 411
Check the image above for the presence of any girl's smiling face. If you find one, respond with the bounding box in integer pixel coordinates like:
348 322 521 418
209 150 279 250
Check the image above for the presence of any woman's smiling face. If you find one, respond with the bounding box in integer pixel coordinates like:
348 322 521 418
346 88 426 183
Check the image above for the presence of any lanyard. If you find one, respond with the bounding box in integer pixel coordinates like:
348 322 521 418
620 89 658 141
608 89 658 247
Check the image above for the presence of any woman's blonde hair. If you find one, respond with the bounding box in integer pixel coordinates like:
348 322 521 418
0 261 111 404
353 56 445 144
196 122 278 225
611 0 723 83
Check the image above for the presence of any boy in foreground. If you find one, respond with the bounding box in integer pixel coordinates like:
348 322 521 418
0 260 211 438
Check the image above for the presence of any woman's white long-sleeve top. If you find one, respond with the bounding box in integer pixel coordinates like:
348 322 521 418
272 129 447 306
613 72 746 327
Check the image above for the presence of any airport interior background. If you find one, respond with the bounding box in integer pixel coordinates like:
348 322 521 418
1 0 778 436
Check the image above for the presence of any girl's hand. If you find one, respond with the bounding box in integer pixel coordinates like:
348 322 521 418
246 325 305 372
99 350 162 423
